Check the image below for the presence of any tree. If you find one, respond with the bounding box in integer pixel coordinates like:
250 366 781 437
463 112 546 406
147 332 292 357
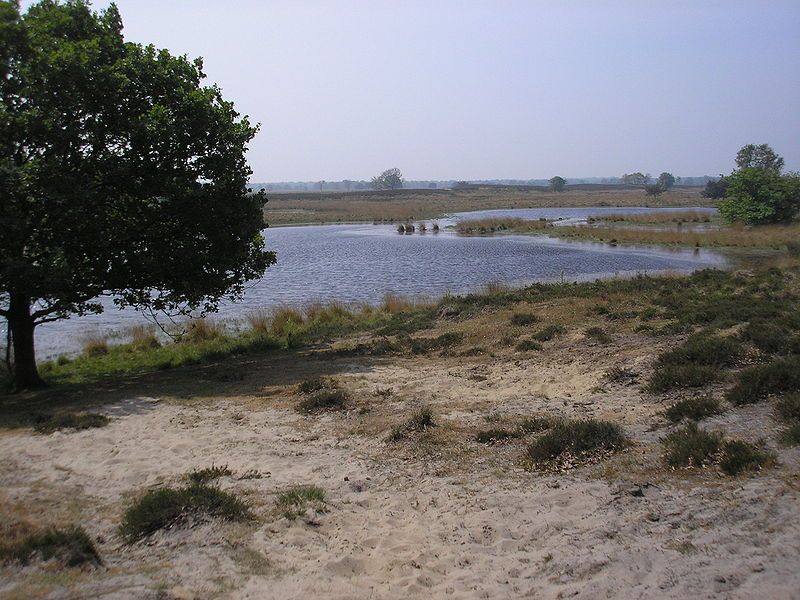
370 168 404 190
657 172 676 191
622 172 648 185
735 144 785 174
549 176 566 192
0 1 275 388
644 184 664 197
700 176 729 199
718 169 800 225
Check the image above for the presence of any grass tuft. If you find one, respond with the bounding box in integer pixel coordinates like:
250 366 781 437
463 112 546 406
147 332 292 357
388 407 435 441
532 324 566 342
82 333 109 357
119 484 251 542
527 418 626 463
664 396 722 423
585 326 613 344
0 526 101 567
297 389 348 413
516 338 543 352
510 312 540 326
275 485 327 520
187 465 232 486
32 412 110 434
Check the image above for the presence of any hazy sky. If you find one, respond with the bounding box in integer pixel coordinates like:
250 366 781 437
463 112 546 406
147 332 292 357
22 1 800 181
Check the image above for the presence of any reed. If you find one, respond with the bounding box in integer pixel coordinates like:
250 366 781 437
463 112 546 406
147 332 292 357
588 210 712 224
455 218 550 235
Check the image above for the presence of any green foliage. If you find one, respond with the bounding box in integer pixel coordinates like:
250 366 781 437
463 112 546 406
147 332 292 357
719 440 774 476
532 324 566 342
370 167 404 190
775 393 800 422
297 389 348 413
726 356 800 405
665 396 721 423
0 1 274 387
408 331 463 354
647 365 720 392
516 338 543 351
661 423 721 468
735 143 785 174
719 169 800 225
187 465 232 486
526 418 627 463
647 333 742 392
549 176 566 192
700 177 729 199
510 312 540 326
275 486 326 520
644 183 663 197
657 172 676 190
517 415 555 434
0 526 101 567
120 484 251 542
32 412 110 434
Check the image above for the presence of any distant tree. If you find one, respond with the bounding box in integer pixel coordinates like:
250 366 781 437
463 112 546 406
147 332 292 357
0 1 274 388
622 172 648 185
428 182 437 189
549 176 567 192
453 181 471 189
735 144 785 174
719 169 800 225
657 172 676 190
370 168 404 190
700 177 729 199
644 184 664 197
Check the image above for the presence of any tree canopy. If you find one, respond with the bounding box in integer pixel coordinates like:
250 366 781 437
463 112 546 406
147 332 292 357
0 0 275 388
621 172 648 185
370 168 404 190
735 143 785 174
657 172 676 190
549 176 566 192
718 168 800 225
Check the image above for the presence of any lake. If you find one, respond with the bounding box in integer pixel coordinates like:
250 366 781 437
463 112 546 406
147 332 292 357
14 206 724 359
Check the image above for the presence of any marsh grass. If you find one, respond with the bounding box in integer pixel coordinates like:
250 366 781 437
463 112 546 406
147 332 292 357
275 486 327 520
120 484 251 542
297 389 348 413
32 412 109 434
455 218 551 235
245 309 272 333
129 324 161 350
664 396 722 423
81 333 109 357
662 423 721 468
182 318 224 343
527 418 627 463
588 210 712 224
187 465 232 486
0 526 101 567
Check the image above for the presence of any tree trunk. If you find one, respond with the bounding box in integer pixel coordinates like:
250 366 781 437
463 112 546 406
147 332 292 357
8 293 45 389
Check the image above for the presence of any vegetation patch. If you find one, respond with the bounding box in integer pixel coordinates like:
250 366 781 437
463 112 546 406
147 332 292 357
0 526 101 567
527 418 627 465
532 324 566 342
297 389 348 413
275 485 327 520
510 312 540 326
604 366 637 383
647 364 721 393
516 338 543 352
719 440 775 476
297 377 329 394
518 415 556 434
120 484 251 542
388 407 435 441
775 393 800 445
584 326 612 344
187 465 233 486
475 428 519 444
408 331 463 354
661 423 721 468
32 412 110 434
664 396 722 423
727 356 800 405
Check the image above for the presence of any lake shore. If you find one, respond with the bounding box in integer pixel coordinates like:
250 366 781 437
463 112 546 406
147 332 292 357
2 259 799 599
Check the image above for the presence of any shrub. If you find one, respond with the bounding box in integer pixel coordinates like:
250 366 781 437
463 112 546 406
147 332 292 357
517 415 555 434
719 440 775 476
297 389 348 413
516 338 543 352
585 327 612 344
32 412 110 434
661 423 721 468
510 312 540 326
719 168 800 225
527 418 627 463
727 356 800 405
297 377 328 395
664 396 722 423
0 526 101 567
532 324 566 342
647 364 721 393
409 332 463 354
656 333 742 368
120 484 251 542
475 428 518 444
741 320 791 355
275 485 326 520
775 393 800 422
187 465 232 486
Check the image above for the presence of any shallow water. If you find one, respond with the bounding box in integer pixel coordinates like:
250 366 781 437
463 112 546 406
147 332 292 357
9 206 724 359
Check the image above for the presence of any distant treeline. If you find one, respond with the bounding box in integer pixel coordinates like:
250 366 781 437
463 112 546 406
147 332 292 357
252 176 718 192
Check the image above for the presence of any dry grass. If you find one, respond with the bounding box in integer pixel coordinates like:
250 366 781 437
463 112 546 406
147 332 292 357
587 210 712 224
128 324 161 350
81 333 109 357
455 218 551 235
269 306 305 337
381 293 432 314
552 222 800 248
182 318 224 343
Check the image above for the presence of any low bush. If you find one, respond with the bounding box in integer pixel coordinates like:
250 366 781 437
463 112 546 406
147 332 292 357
532 324 566 342
510 312 540 326
475 428 518 444
297 389 348 413
517 415 555 434
775 393 800 422
661 423 721 468
585 326 612 344
527 418 627 463
187 465 232 486
726 356 800 405
32 412 110 434
0 526 101 567
719 440 775 476
742 320 792 355
647 364 721 393
409 332 463 354
120 484 251 542
275 485 326 520
664 396 722 423
516 338 543 352
656 333 742 368
297 377 328 395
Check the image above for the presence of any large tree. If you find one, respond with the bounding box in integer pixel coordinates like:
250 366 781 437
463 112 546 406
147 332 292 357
0 1 275 388
718 168 800 225
370 168 404 190
549 176 566 192
657 172 676 191
735 143 785 174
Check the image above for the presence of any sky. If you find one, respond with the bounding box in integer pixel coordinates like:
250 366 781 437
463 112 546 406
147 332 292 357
22 0 800 181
